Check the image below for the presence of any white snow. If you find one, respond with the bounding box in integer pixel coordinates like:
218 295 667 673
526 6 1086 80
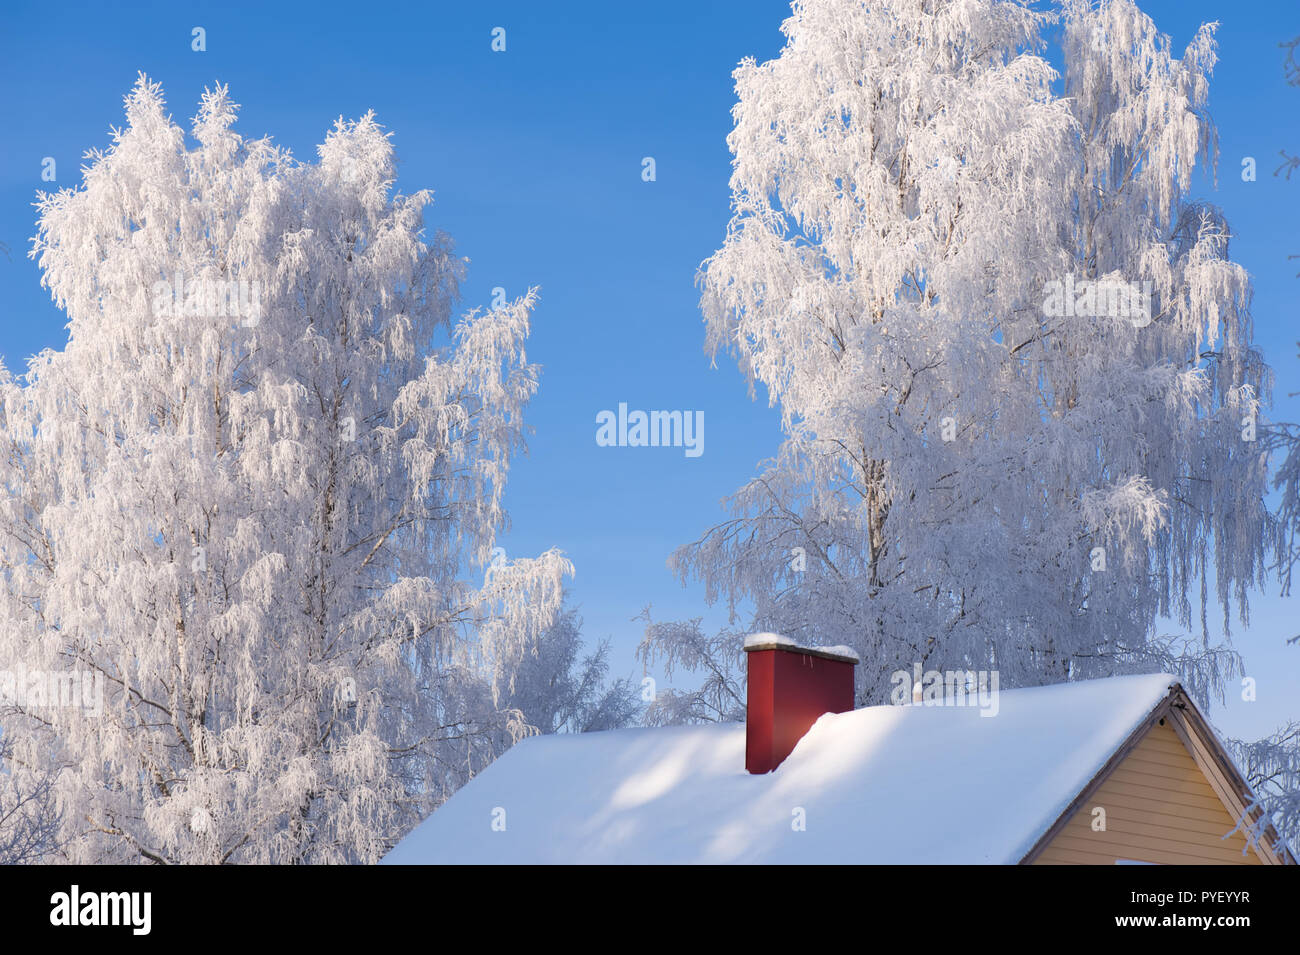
743 632 799 649
383 672 1178 864
814 645 859 661
742 633 860 662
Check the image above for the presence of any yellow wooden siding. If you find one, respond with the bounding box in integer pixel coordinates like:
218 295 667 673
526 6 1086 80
1032 720 1263 865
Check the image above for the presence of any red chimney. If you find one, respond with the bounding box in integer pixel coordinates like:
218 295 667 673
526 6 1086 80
744 634 858 774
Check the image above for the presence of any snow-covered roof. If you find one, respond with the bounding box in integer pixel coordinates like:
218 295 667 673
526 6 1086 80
384 673 1178 864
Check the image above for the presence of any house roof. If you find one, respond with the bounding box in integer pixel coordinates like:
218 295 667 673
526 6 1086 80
382 673 1268 865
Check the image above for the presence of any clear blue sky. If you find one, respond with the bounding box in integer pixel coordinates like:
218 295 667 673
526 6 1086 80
0 0 1295 741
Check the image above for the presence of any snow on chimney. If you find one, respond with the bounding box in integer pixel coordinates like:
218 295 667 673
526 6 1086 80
743 633 858 774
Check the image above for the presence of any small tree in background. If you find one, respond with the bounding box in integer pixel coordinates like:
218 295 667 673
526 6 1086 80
505 600 643 734
637 610 745 726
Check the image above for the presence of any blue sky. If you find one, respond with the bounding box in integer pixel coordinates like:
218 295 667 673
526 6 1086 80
0 0 1296 741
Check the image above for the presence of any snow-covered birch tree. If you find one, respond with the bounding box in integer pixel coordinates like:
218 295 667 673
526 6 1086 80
0 76 570 863
648 0 1270 709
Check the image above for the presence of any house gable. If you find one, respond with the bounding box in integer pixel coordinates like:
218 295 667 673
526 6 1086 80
1031 719 1263 864
1025 689 1292 865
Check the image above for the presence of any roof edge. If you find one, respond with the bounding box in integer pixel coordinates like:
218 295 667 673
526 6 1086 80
1164 687 1297 866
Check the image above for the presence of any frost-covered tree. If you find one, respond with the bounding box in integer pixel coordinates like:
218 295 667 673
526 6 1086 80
0 735 62 864
650 0 1270 710
636 610 745 726
503 600 643 734
0 77 569 864
1230 724 1300 855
